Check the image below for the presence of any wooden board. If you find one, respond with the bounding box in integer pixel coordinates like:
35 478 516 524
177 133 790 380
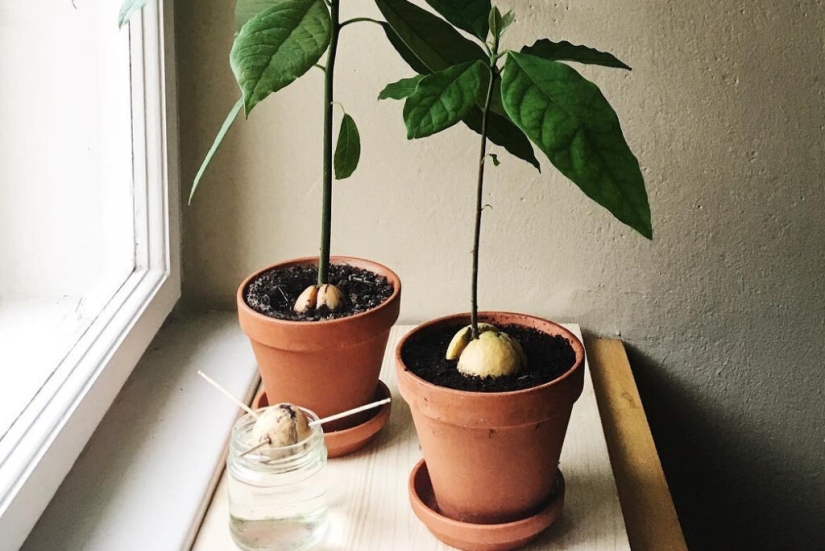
587 339 688 551
193 325 630 550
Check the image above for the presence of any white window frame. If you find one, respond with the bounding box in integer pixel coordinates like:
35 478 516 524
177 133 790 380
0 2 180 548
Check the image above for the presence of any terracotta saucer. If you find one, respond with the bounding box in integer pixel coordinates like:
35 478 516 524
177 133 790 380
408 460 565 551
252 380 392 458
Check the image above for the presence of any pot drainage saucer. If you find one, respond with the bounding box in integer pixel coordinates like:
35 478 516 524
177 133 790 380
408 459 565 551
253 380 391 458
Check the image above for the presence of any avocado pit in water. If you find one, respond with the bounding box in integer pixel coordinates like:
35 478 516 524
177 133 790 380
249 403 312 459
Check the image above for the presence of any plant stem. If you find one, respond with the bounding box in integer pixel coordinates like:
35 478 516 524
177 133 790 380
470 68 498 339
340 17 384 29
318 0 340 286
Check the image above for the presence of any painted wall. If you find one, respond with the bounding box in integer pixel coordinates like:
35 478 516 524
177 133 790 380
175 0 825 548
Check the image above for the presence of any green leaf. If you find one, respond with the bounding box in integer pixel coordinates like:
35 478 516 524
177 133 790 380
424 0 491 40
376 0 538 169
404 61 490 139
376 0 486 73
190 98 244 204
334 114 361 180
230 0 331 115
380 23 431 74
501 10 515 30
118 0 150 28
521 39 631 70
501 52 650 237
235 0 280 31
378 75 425 100
488 6 513 40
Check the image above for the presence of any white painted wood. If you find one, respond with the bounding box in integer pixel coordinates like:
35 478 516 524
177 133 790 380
0 295 116 437
193 325 629 550
0 2 182 548
22 312 260 551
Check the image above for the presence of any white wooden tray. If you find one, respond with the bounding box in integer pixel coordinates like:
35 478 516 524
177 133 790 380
192 324 630 550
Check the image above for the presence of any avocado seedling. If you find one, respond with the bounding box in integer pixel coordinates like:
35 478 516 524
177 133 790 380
120 0 394 315
379 1 651 381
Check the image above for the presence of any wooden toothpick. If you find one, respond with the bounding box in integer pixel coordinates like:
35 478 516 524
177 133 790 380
240 438 271 458
197 370 259 418
309 397 391 427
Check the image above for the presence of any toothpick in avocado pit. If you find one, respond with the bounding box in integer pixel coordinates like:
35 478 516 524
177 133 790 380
195 370 391 459
197 370 259 418
240 397 392 458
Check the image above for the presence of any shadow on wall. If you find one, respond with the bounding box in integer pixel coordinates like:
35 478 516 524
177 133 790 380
625 344 825 551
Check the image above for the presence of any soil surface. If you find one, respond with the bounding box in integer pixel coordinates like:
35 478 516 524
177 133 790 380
244 263 394 321
401 323 576 392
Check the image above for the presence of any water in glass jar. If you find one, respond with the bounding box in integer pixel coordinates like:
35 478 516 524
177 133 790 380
229 510 327 550
228 407 329 551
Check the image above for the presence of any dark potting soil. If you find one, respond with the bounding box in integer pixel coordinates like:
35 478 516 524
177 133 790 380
401 323 576 392
244 263 394 321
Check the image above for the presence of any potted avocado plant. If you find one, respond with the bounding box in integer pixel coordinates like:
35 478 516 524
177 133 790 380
377 0 651 546
120 0 402 453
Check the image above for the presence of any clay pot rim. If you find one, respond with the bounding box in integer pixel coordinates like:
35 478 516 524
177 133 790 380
396 311 585 400
236 255 401 328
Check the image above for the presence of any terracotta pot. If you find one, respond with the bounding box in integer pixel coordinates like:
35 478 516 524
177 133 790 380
396 312 584 525
238 256 401 432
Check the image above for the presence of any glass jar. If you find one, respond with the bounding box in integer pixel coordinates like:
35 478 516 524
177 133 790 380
227 407 328 551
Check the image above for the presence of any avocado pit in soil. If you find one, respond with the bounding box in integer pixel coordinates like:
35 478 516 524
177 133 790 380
402 323 576 392
245 264 393 321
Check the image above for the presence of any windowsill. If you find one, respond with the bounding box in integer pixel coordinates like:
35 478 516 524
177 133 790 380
22 314 687 551
22 310 259 551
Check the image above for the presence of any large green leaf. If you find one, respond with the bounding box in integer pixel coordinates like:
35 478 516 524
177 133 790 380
376 2 538 169
230 0 331 115
501 52 651 238
376 0 486 72
190 98 244 204
235 0 280 31
378 75 425 100
380 23 430 74
424 0 490 40
334 114 361 180
521 39 631 70
118 0 150 28
404 61 489 139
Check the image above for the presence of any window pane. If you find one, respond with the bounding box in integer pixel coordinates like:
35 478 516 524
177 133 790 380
0 1 134 438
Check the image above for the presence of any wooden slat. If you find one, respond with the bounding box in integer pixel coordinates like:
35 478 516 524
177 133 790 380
586 338 688 551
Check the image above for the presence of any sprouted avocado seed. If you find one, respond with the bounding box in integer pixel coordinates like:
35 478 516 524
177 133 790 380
454 327 527 378
293 283 345 313
293 285 318 313
445 323 497 360
317 283 344 310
